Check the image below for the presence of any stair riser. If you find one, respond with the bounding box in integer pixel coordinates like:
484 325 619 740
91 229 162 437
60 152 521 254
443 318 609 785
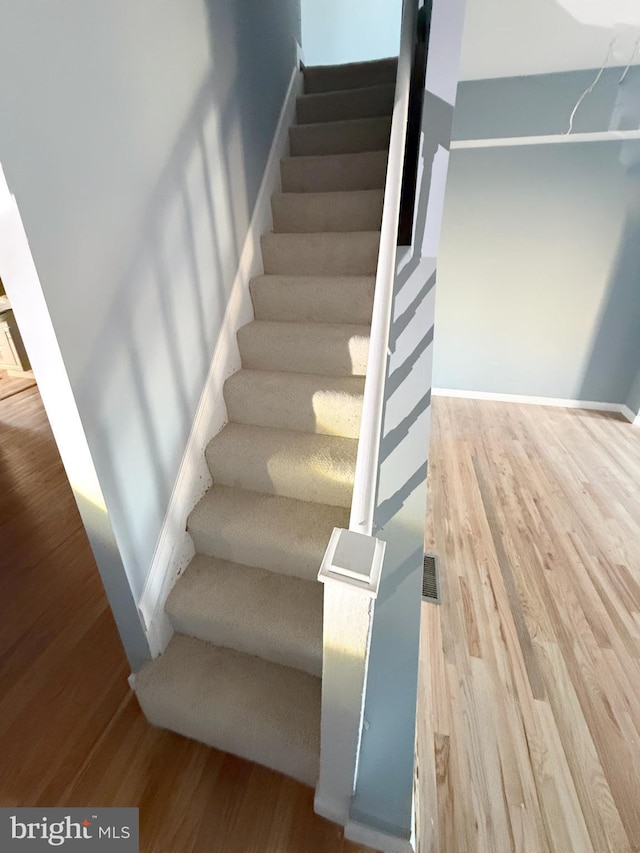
187 485 350 581
188 507 349 580
135 636 321 786
303 58 398 94
272 191 383 234
136 694 318 784
166 556 323 677
281 151 387 193
225 372 364 438
250 276 374 324
261 233 379 276
205 428 356 509
189 524 323 580
297 84 395 124
238 323 370 377
168 610 322 678
289 117 391 157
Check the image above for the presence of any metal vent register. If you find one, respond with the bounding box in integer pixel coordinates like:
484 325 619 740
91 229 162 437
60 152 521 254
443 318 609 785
422 553 441 603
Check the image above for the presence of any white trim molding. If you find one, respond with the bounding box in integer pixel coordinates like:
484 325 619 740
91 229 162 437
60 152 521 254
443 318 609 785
315 529 385 825
433 387 635 418
620 404 637 424
137 62 304 658
345 819 414 853
0 163 11 210
451 129 640 150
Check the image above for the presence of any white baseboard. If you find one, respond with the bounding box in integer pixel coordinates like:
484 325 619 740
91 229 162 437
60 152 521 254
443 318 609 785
345 819 414 853
314 794 347 827
432 387 632 417
620 404 637 424
137 62 304 659
0 162 11 208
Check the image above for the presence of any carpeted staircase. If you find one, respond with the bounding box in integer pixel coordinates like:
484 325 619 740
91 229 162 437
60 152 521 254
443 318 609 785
135 57 396 787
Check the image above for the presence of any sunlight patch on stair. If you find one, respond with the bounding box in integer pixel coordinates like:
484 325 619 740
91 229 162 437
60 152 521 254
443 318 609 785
311 388 362 437
348 332 370 375
265 442 355 505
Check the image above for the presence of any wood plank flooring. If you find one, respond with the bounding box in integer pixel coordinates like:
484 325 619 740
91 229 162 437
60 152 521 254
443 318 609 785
0 368 36 400
418 396 640 853
0 387 371 853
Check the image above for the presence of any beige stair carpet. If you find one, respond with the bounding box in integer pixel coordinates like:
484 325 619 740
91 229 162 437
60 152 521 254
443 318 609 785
135 56 394 786
187 483 349 579
224 369 366 438
135 634 321 786
289 115 391 157
296 82 395 124
261 231 380 276
302 57 397 94
280 149 388 193
271 190 384 233
165 554 323 677
249 274 375 324
205 423 357 508
237 320 370 377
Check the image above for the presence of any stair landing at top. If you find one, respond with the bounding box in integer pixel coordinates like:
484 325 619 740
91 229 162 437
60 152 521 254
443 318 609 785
302 56 398 94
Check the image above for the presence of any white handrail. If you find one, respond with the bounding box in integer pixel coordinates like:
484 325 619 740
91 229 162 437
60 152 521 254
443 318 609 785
349 0 418 536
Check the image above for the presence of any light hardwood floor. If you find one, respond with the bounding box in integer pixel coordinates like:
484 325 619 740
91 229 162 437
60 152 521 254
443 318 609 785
0 368 36 401
3 388 640 852
419 396 640 853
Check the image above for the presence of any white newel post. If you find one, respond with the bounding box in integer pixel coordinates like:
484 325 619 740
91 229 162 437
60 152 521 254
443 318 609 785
314 528 385 825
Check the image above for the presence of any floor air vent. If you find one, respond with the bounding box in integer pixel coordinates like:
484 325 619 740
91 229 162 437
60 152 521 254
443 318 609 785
422 554 441 603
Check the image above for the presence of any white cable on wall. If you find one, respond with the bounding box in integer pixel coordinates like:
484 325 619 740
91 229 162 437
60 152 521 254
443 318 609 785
566 38 616 134
619 37 640 82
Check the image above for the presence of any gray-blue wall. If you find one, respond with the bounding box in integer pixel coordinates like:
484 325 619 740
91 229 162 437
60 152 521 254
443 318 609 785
0 1 301 607
435 68 640 403
453 68 640 139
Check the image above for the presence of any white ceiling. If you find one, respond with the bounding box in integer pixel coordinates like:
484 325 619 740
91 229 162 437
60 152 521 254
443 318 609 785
458 0 640 80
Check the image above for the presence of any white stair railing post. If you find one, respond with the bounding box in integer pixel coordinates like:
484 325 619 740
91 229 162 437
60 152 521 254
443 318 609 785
314 528 385 825
315 0 415 830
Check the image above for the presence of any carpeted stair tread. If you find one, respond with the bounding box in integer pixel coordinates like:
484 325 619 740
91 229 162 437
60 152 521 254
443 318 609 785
206 423 357 508
134 634 321 785
289 116 392 157
250 274 375 324
271 191 384 234
188 483 349 579
261 231 379 276
303 56 398 94
296 82 395 124
224 369 365 438
166 554 323 677
281 150 387 193
238 320 370 377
